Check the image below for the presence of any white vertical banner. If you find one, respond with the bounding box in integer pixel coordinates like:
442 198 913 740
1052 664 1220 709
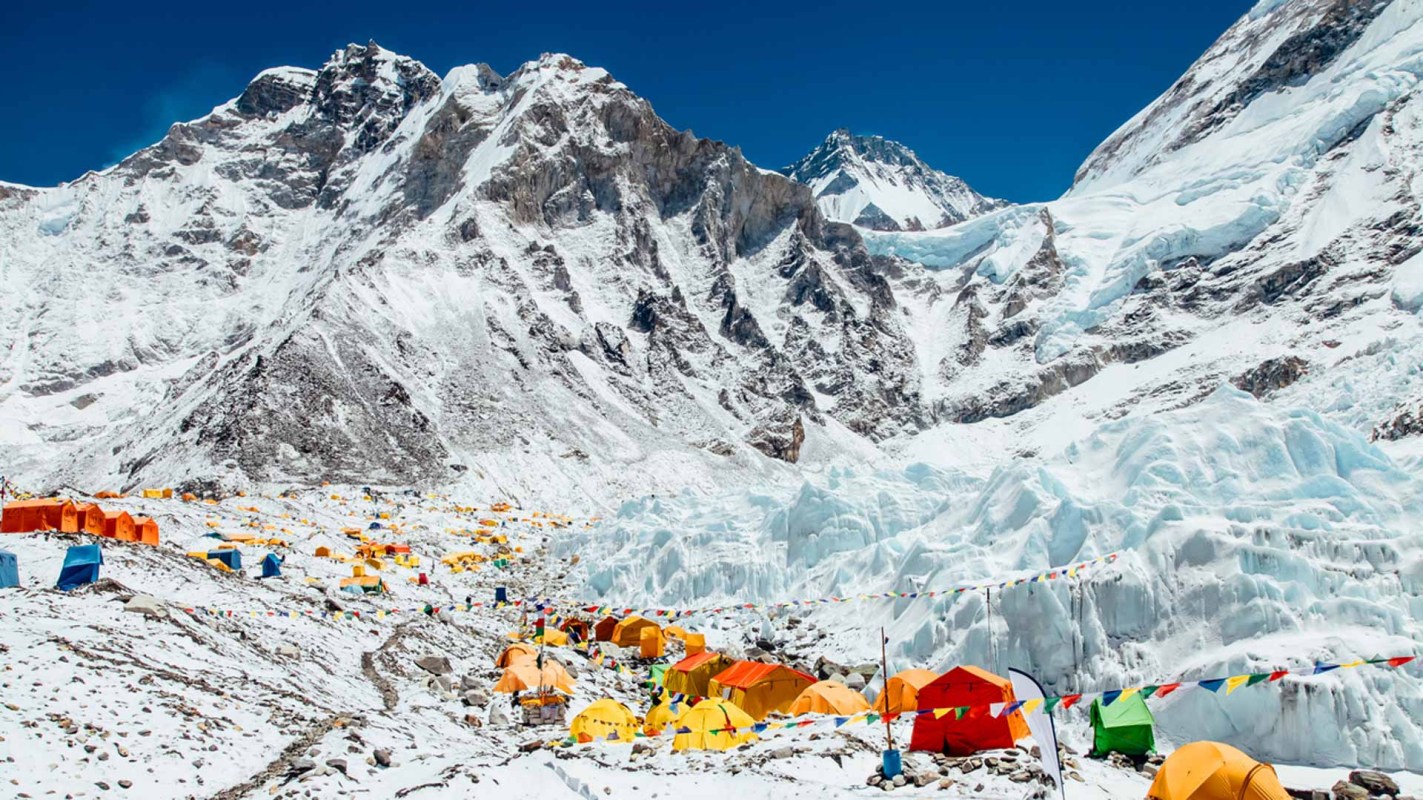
1009 668 1064 800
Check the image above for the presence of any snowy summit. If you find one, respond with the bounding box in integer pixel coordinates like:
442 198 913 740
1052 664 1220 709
782 128 1006 231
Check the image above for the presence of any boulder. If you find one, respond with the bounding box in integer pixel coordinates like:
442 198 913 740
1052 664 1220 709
844 672 867 691
325 758 347 775
1334 781 1371 800
415 655 452 675
123 595 167 620
460 674 481 691
463 689 490 707
373 749 391 768
1351 772 1400 797
275 644 301 659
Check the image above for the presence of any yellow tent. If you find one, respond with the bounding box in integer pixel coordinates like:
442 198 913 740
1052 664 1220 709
492 662 576 694
496 642 539 668
664 652 735 697
685 632 706 655
875 668 938 715
705 661 816 721
671 699 758 752
612 615 660 647
639 626 665 658
663 625 689 641
789 680 872 716
644 700 679 736
570 699 639 743
1148 742 1291 800
539 628 570 647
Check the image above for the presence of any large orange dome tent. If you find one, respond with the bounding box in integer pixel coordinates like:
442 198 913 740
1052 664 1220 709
1147 742 1290 800
874 668 938 715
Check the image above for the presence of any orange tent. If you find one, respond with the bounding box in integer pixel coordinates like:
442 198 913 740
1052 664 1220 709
103 511 136 542
706 661 816 720
593 615 621 642
76 503 107 536
493 661 575 694
93 491 124 499
909 666 1029 755
496 642 539 668
560 619 591 642
875 668 939 715
1 499 80 533
685 632 707 655
1147 741 1290 800
790 680 872 716
665 652 735 697
612 616 660 648
132 517 160 545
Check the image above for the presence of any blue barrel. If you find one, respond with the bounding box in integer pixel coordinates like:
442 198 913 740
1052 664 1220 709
882 749 902 779
494 587 508 604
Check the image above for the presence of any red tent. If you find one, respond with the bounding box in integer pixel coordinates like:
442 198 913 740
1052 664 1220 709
593 615 620 642
909 666 1030 755
103 511 136 542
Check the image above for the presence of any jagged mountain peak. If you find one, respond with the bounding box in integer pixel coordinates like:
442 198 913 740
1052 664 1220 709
783 128 1005 231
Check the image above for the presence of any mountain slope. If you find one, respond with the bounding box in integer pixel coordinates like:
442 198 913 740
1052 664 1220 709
782 128 1005 231
0 46 924 500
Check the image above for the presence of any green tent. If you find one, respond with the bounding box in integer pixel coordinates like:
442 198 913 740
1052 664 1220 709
1090 692 1155 756
647 664 668 688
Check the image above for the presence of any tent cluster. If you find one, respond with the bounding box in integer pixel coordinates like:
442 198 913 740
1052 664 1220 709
1 498 160 545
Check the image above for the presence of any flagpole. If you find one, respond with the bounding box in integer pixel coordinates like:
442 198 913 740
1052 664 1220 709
881 626 894 751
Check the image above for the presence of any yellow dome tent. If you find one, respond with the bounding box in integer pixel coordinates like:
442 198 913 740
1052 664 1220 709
789 680 872 716
493 661 576 695
570 699 639 744
495 642 539 668
663 625 689 641
1147 742 1291 800
672 699 758 752
644 699 679 736
537 628 570 647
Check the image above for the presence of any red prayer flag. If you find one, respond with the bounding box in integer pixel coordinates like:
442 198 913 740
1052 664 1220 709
1155 683 1181 698
1059 694 1083 710
1388 656 1416 668
1268 670 1289 682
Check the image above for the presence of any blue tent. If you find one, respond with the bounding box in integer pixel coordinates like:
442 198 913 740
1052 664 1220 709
368 522 382 530
260 553 282 579
208 549 242 570
0 549 18 588
57 545 102 591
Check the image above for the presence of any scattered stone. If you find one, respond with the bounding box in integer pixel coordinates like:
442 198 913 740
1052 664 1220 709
463 689 490 707
433 675 455 693
1010 770 1033 783
518 740 542 753
325 758 347 775
275 644 301 659
1141 764 1159 778
373 749 391 768
117 780 132 789
95 781 110 791
961 758 983 773
460 675 480 691
1334 780 1371 800
867 775 882 787
892 774 906 787
123 595 167 619
1069 772 1085 783
1351 772 1400 797
463 713 483 727
414 655 452 676
938 778 955 790
770 747 794 760
290 758 316 774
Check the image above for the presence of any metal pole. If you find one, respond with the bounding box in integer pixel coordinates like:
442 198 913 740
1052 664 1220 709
881 626 894 750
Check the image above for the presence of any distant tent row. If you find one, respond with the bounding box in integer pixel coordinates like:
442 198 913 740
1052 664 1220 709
1 499 159 545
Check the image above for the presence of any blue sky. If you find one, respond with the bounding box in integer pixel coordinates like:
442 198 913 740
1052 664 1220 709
0 0 1251 201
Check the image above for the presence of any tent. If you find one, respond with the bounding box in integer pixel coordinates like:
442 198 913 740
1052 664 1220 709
644 699 679 736
315 546 333 557
875 668 939 715
685 632 706 655
639 625 666 658
1147 742 1290 800
706 661 816 721
208 549 242 570
260 553 283 579
0 549 18 588
789 680 872 716
76 504 107 536
103 511 136 542
1091 693 1156 756
338 576 385 593
665 652 736 698
910 666 1030 754
560 618 591 643
496 643 539 668
612 615 660 647
493 661 576 694
647 664 669 688
57 544 102 591
2 499 79 533
133 516 160 545
593 615 620 642
663 625 689 641
569 698 639 743
671 699 759 752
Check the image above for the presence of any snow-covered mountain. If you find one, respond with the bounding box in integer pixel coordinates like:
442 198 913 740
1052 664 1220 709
782 128 1006 231
0 46 924 501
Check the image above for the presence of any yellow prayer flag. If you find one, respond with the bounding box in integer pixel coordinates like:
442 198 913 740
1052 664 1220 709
933 708 952 719
1119 687 1140 701
1021 698 1043 715
1224 675 1250 695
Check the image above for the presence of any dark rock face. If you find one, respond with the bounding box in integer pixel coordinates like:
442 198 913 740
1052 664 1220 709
1232 357 1310 398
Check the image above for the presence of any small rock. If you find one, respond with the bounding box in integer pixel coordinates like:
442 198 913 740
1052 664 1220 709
962 758 983 773
844 672 867 691
373 749 391 768
1069 772 1085 783
519 740 542 753
1142 764 1159 778
1010 770 1033 783
463 689 489 707
1351 772 1400 797
938 778 955 790
414 655 452 676
892 774 906 787
867 775 882 787
1334 781 1371 800
95 781 111 790
290 758 315 773
117 780 132 789
770 747 794 760
275 644 300 659
123 596 167 620
460 674 481 691
463 713 483 727
325 759 347 775
433 675 455 693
